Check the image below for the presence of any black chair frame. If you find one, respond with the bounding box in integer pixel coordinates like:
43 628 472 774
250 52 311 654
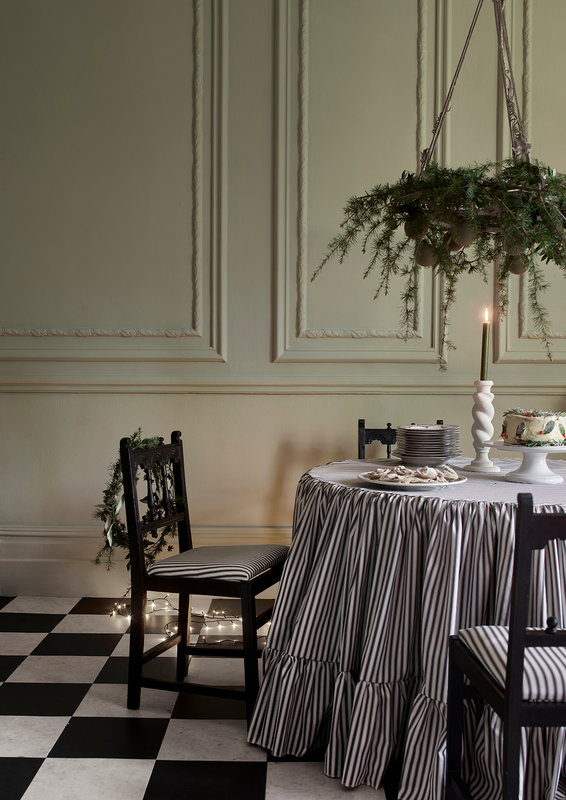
358 418 397 459
446 493 566 800
121 431 286 726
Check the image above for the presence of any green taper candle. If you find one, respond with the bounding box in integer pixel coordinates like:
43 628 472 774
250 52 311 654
480 308 490 381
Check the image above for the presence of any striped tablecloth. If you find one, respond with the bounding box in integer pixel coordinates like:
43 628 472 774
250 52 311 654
248 458 566 799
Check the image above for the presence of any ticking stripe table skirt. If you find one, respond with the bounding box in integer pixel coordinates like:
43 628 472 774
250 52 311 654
247 458 566 800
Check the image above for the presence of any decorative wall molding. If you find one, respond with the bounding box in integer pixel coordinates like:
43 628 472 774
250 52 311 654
496 0 565 362
1 375 563 395
0 328 199 338
0 523 291 555
0 522 290 596
0 0 227 364
273 0 442 363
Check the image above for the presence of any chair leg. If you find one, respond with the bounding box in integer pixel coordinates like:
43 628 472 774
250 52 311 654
241 585 259 728
501 718 522 800
176 592 190 682
446 638 466 798
127 589 146 709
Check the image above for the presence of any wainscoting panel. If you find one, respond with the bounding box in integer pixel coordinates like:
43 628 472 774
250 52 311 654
0 0 226 363
273 0 444 363
0 524 291 597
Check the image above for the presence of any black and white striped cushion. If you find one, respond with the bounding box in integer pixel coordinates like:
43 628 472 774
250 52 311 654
458 625 566 701
147 544 288 581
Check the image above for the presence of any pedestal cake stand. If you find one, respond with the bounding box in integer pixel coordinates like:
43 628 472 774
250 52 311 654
492 443 566 484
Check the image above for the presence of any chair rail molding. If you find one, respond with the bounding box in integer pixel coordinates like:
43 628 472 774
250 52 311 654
0 0 227 365
0 522 291 596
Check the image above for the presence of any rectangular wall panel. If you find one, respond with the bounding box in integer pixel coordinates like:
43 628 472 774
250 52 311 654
0 0 226 363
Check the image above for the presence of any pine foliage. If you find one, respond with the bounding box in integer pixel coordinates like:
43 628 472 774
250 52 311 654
93 429 177 570
313 159 566 366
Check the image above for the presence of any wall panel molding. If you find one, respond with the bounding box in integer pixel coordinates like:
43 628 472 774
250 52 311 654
1 375 562 394
495 0 566 363
0 522 291 595
273 0 444 364
0 0 227 364
0 523 291 547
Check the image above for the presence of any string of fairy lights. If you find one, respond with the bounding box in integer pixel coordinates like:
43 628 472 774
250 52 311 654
111 594 270 646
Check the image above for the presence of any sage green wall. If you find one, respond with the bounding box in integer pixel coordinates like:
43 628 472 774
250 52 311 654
1 0 565 595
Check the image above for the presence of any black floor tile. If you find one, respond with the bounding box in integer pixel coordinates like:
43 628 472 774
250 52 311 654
31 632 123 656
143 657 179 681
0 597 15 611
0 683 90 715
0 613 65 632
69 597 124 615
94 655 129 683
0 757 43 800
172 691 246 719
144 760 267 800
0 656 26 681
94 655 180 685
49 716 170 759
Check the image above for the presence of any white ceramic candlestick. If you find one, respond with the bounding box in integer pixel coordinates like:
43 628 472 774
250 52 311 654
463 380 500 473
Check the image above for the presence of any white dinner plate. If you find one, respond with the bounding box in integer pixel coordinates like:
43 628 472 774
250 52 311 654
358 472 468 491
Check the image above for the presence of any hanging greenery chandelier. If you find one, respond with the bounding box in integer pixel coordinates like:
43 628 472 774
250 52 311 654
313 0 566 367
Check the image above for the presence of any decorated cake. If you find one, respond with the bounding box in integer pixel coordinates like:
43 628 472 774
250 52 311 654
501 409 566 446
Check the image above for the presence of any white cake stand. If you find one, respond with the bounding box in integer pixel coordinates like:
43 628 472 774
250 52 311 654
492 443 566 484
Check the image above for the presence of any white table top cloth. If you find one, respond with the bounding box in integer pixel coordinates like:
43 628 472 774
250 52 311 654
248 458 566 800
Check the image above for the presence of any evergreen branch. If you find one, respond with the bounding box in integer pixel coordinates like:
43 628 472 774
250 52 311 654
312 158 566 366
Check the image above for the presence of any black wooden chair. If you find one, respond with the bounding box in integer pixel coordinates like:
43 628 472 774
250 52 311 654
358 418 397 459
120 430 289 726
446 492 566 800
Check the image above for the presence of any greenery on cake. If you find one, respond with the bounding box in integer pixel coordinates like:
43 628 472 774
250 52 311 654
503 409 566 417
93 429 177 570
313 159 566 367
519 440 566 447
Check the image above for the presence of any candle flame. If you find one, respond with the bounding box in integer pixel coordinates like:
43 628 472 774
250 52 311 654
484 308 489 323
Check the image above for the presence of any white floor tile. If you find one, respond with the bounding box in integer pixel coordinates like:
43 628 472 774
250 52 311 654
74 683 176 718
265 763 386 799
185 656 245 686
0 632 48 655
7 655 108 683
158 718 267 762
1 597 80 614
21 758 154 800
52 613 130 634
112 634 177 657
0 716 70 757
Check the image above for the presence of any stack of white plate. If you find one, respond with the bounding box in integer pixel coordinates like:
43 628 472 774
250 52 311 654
394 423 461 466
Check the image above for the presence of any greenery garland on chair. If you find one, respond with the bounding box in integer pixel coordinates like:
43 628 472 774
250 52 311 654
313 158 566 367
93 429 177 570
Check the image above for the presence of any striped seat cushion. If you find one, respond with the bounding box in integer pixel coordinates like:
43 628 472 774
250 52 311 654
147 544 288 582
458 625 566 702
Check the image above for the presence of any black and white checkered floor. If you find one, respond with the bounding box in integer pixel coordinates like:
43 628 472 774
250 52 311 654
0 595 384 799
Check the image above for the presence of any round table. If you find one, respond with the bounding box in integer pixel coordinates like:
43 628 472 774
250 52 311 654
248 458 566 800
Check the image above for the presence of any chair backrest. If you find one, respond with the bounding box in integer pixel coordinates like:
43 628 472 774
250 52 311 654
120 430 192 589
506 493 566 700
358 418 397 459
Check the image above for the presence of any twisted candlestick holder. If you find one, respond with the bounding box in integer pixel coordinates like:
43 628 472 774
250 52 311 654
463 380 500 473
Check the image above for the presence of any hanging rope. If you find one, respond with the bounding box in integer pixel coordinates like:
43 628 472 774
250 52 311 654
420 0 485 172
420 0 530 172
492 0 531 161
